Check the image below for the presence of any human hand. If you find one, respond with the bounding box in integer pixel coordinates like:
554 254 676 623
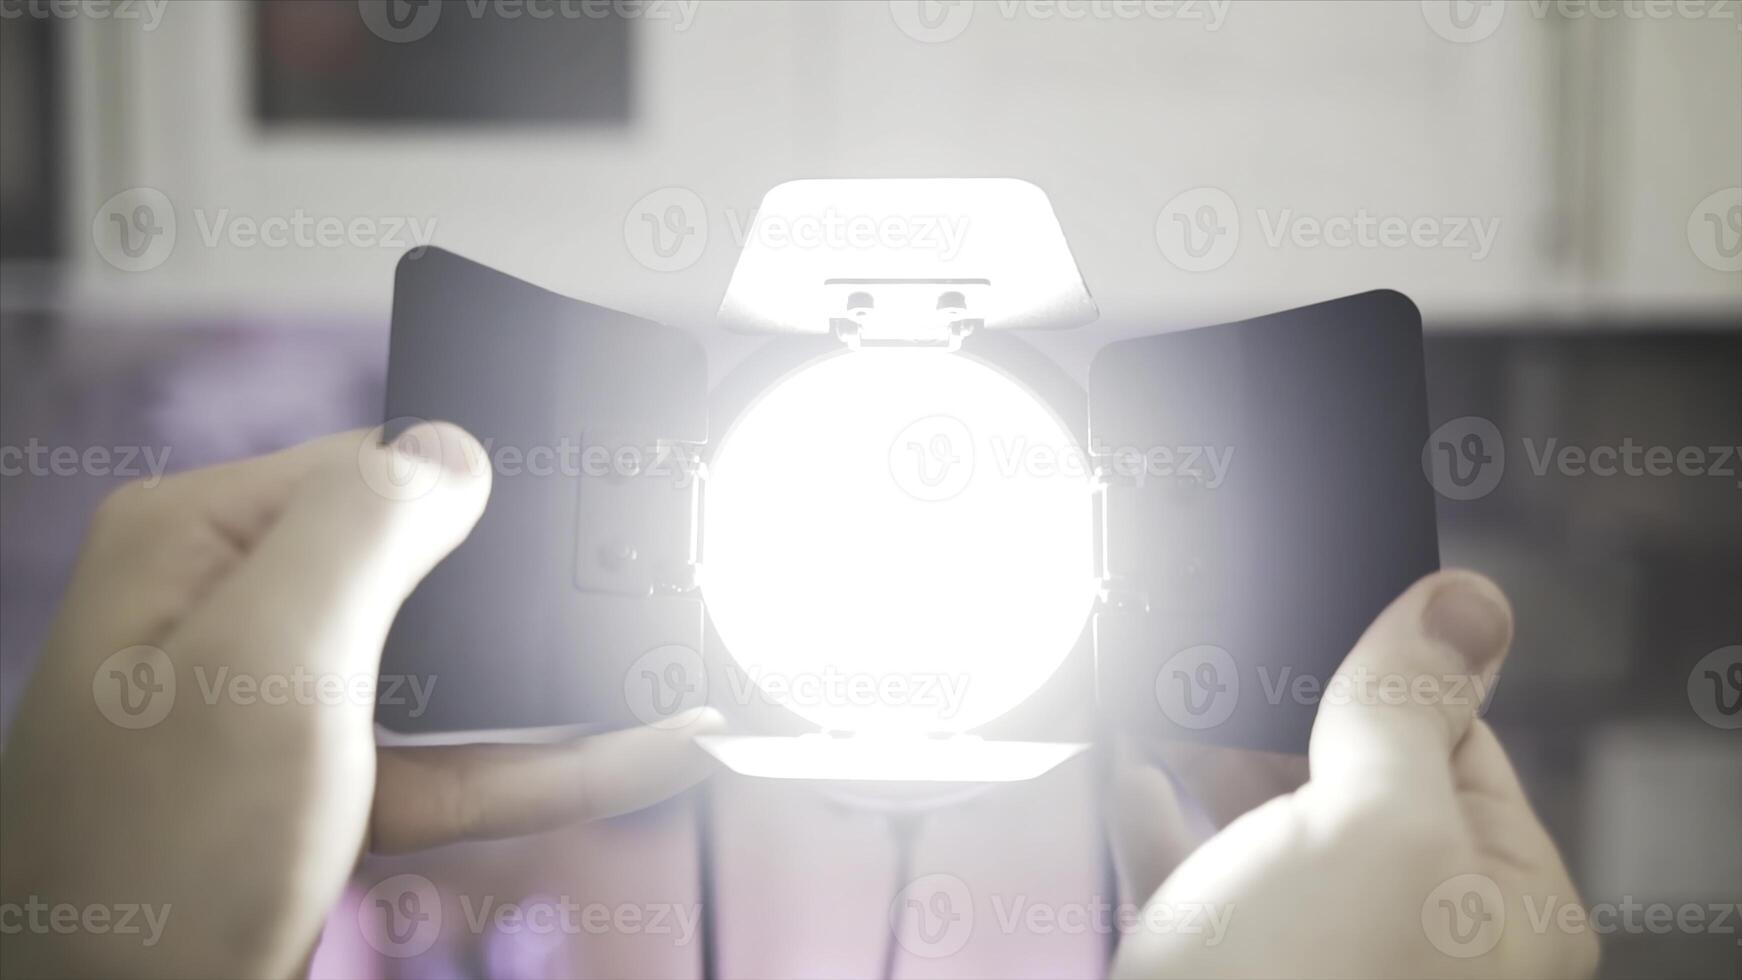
1108 570 1599 979
0 424 723 978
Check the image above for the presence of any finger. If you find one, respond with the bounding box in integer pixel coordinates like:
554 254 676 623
1452 722 1600 976
59 430 381 651
150 429 381 551
370 708 727 854
1453 720 1560 870
1148 740 1308 829
1308 569 1513 804
171 421 491 677
1105 737 1203 906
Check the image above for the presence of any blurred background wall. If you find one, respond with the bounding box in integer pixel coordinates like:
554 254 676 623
1 2 1738 978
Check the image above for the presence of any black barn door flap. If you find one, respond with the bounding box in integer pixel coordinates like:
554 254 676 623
1090 289 1441 753
378 248 707 733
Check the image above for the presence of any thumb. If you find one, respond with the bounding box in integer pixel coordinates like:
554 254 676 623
1307 569 1513 806
177 421 491 677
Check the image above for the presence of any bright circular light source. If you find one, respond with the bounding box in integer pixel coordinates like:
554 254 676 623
701 349 1097 735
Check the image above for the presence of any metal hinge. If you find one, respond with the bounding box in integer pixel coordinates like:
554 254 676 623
574 427 705 598
826 279 988 351
1091 451 1225 619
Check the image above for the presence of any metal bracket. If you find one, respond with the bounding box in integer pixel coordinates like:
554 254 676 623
1092 451 1226 621
575 426 704 598
825 278 988 350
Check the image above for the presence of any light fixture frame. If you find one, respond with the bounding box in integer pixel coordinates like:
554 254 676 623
376 180 1441 779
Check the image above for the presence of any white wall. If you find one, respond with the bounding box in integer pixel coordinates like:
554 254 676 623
47 0 1742 340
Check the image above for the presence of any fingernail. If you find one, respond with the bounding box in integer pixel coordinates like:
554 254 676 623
393 422 479 478
1422 576 1511 670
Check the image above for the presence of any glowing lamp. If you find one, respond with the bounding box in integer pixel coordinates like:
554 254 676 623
377 179 1441 785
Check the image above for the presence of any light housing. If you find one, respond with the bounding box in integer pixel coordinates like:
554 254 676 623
376 179 1441 786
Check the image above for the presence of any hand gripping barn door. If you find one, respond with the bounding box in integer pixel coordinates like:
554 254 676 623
1089 290 1442 753
377 248 707 732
